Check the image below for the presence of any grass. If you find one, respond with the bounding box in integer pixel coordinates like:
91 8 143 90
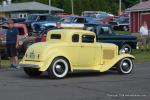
114 31 130 34
132 49 150 63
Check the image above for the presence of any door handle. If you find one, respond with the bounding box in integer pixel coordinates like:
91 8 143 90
81 45 84 48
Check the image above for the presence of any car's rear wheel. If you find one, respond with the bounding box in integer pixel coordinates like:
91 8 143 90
120 44 132 54
117 58 133 74
47 57 69 79
23 68 42 77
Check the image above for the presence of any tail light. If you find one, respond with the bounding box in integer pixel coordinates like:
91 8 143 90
41 35 46 42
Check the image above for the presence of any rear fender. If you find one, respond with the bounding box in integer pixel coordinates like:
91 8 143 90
39 53 72 72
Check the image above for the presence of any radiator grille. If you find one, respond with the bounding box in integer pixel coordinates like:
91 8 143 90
103 50 115 59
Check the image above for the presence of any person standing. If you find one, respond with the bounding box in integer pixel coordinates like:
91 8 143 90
139 21 149 50
6 19 19 68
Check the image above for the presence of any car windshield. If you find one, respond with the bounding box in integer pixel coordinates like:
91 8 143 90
115 17 129 23
61 17 73 22
47 16 59 21
27 15 37 21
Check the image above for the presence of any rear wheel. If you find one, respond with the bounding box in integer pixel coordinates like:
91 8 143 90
23 68 42 77
117 58 133 74
47 57 69 79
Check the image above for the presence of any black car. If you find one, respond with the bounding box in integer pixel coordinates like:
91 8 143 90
84 23 137 53
109 16 130 31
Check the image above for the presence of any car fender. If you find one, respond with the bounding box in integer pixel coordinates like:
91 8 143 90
39 52 72 72
100 54 135 72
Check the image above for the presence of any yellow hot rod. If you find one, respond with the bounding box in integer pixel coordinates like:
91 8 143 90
19 29 135 79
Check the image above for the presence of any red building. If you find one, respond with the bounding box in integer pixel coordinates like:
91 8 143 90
126 0 150 33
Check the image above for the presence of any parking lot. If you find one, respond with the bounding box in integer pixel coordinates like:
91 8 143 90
0 62 149 100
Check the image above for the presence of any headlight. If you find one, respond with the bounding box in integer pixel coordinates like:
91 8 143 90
119 49 125 54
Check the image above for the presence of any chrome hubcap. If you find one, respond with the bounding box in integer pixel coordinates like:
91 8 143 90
55 63 65 75
122 61 130 71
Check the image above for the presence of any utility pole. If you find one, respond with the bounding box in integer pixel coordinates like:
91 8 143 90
71 0 74 15
49 0 51 14
118 0 122 15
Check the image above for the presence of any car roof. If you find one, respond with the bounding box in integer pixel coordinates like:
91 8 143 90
28 14 52 16
48 29 95 36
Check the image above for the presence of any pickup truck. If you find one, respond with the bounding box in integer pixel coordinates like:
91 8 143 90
84 23 137 53
18 29 135 79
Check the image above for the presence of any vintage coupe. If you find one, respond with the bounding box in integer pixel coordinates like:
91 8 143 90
19 29 135 79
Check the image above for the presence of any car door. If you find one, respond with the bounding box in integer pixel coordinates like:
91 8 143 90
78 34 98 67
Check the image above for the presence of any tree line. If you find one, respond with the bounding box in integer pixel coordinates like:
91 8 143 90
1 0 140 15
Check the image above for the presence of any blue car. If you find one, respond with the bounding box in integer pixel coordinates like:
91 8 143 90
31 16 100 32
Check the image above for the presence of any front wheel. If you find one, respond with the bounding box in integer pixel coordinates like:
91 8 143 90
23 68 42 77
117 58 133 74
47 57 69 79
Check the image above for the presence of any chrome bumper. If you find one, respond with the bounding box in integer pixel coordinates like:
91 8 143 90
14 64 39 69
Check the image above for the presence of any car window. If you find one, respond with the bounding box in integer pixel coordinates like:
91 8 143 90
27 15 37 21
61 17 72 23
82 35 95 43
51 34 61 39
74 18 86 23
47 16 58 21
98 26 112 35
18 28 25 35
72 34 79 42
38 16 47 21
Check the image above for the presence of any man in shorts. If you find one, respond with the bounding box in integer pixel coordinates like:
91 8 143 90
139 21 149 51
6 19 19 68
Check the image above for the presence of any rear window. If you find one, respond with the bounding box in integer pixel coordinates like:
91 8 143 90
51 34 61 39
72 34 79 42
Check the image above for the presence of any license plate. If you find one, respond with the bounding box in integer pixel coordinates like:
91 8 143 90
30 53 35 59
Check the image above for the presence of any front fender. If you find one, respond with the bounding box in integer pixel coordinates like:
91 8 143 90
100 54 135 72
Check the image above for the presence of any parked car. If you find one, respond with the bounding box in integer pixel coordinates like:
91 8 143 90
24 14 59 32
11 18 26 23
109 16 130 31
32 16 100 32
18 29 135 79
84 23 137 53
0 17 7 25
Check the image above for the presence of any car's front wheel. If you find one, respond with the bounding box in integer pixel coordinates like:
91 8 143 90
23 68 42 77
47 57 69 79
117 58 133 74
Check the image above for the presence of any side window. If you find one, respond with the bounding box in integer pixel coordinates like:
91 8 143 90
38 16 47 21
82 35 95 43
51 34 61 39
74 18 85 23
72 34 79 42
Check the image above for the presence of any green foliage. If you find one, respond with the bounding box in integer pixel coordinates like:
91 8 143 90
1 0 140 15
